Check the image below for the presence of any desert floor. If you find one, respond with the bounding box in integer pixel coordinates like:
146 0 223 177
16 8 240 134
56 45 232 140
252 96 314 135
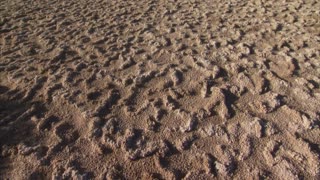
0 0 320 179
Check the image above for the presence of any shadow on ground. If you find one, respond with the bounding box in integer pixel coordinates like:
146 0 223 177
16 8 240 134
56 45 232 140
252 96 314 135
0 85 47 177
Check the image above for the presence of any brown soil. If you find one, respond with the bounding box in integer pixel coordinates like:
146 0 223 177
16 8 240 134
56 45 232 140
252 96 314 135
1 0 320 179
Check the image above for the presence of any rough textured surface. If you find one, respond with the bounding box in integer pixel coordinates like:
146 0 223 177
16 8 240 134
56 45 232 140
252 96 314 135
1 0 320 179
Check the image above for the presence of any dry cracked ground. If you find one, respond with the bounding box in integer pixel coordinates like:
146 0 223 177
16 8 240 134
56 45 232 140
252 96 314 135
0 0 320 179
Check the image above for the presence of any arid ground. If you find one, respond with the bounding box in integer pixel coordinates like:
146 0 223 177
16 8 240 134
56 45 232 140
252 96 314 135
1 0 320 179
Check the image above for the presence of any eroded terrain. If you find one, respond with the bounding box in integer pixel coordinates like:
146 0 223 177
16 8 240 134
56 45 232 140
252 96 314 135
0 0 320 179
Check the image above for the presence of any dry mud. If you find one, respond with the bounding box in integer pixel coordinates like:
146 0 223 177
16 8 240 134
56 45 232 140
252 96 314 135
1 0 320 179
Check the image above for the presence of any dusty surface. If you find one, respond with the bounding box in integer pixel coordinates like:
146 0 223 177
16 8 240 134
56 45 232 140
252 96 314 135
1 0 320 179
